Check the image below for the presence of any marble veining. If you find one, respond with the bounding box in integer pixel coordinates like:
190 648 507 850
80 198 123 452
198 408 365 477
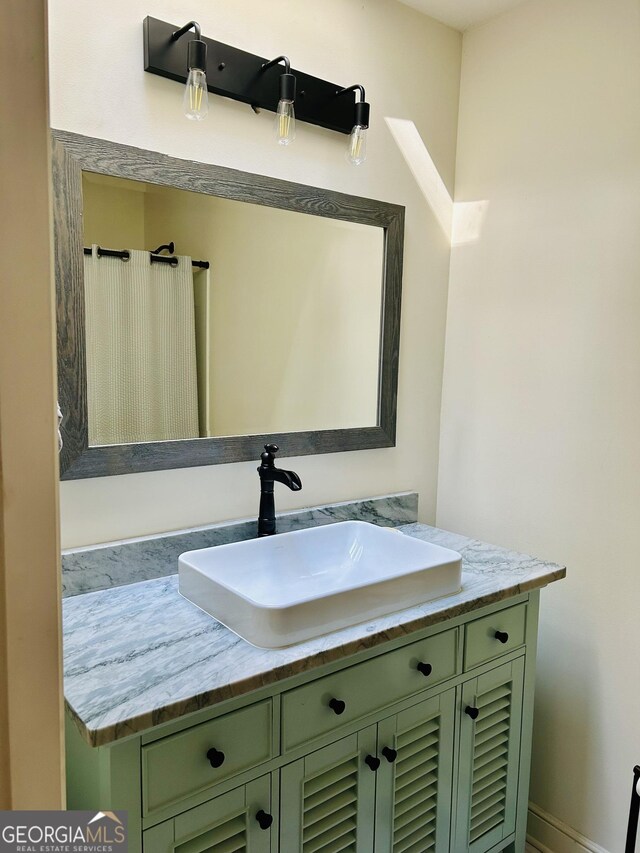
63 521 565 746
61 492 418 597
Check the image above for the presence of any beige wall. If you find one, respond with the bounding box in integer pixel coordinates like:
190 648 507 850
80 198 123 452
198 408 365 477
83 174 147 248
439 0 640 848
0 445 8 804
144 191 383 436
49 0 462 548
0 0 64 808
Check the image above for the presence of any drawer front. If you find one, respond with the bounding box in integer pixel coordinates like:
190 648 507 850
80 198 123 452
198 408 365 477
142 775 272 852
282 628 458 751
142 775 275 853
464 603 527 670
142 699 273 816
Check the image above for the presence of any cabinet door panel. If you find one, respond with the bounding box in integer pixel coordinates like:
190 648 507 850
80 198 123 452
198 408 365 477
375 691 455 853
143 775 271 853
455 658 525 853
280 726 377 853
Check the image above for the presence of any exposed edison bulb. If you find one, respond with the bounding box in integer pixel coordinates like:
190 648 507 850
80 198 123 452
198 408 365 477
183 68 209 120
275 99 296 145
346 124 367 166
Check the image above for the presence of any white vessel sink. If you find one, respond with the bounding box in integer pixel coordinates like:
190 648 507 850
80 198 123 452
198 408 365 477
178 521 462 648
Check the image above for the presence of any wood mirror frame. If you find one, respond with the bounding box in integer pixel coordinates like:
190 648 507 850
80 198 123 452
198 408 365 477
52 130 404 480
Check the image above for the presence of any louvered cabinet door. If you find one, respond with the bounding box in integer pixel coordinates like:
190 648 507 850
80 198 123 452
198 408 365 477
454 658 525 853
280 726 377 853
142 775 272 852
374 690 455 853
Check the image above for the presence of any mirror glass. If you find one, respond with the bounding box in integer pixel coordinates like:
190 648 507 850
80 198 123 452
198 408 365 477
81 172 384 446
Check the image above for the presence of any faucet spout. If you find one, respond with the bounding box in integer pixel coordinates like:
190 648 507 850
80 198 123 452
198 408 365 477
257 444 302 536
271 468 302 491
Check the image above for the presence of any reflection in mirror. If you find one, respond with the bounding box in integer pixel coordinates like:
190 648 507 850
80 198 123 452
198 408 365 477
82 172 384 446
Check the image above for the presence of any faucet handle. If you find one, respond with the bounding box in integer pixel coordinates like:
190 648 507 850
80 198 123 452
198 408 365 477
260 444 279 467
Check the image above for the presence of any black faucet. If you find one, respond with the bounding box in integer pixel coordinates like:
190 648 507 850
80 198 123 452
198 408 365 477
257 444 302 537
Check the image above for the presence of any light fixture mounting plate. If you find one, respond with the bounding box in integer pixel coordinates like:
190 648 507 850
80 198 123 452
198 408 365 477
143 17 357 134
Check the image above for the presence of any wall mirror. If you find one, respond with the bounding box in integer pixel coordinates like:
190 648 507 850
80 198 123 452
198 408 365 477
52 131 404 479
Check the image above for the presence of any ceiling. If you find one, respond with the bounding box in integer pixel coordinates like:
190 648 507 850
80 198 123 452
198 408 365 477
396 0 527 31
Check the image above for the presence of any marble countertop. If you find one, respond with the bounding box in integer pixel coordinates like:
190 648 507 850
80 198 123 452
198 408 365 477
63 523 565 747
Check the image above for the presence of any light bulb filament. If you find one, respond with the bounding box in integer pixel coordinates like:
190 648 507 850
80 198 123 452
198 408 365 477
350 131 364 159
275 99 296 145
346 125 367 165
190 83 202 113
279 112 291 138
183 68 208 120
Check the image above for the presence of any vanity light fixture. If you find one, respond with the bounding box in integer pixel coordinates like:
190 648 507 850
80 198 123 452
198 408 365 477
143 17 370 155
337 85 370 166
172 20 208 120
261 56 296 145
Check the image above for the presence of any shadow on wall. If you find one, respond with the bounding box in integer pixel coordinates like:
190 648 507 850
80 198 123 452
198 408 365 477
385 117 489 246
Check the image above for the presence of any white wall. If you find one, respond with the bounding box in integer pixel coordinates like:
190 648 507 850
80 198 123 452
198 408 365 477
439 0 640 848
49 0 461 547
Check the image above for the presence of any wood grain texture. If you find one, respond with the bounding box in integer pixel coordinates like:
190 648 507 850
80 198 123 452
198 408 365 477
52 130 405 479
52 137 89 477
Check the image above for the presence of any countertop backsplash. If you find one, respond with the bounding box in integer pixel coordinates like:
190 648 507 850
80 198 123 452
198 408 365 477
61 492 419 597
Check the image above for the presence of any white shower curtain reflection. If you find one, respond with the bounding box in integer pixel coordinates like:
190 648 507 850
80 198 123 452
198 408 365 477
84 247 199 445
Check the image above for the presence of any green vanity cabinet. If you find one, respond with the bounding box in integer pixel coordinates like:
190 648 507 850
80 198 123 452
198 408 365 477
141 700 275 817
375 690 456 852
454 659 525 852
280 691 456 853
66 591 540 853
142 775 274 852
280 727 378 852
280 628 458 753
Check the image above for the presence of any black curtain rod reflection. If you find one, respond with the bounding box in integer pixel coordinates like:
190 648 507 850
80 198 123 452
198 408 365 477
83 246 210 270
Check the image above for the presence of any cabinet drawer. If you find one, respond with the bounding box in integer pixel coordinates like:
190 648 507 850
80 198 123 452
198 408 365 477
464 603 527 670
142 699 274 816
282 629 458 751
143 775 272 852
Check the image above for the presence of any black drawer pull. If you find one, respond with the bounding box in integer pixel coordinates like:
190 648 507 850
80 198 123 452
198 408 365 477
465 706 479 720
365 754 380 771
329 698 346 715
417 661 433 677
256 810 273 830
382 747 398 763
206 747 225 768
494 630 509 644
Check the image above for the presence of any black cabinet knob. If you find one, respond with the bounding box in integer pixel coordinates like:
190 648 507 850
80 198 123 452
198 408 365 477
382 746 398 763
365 754 380 771
255 810 273 830
494 630 509 644
417 661 433 677
206 747 225 768
329 698 346 715
465 706 480 720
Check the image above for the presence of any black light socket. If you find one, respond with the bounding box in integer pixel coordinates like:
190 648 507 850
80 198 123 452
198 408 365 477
187 38 207 73
279 72 296 103
355 100 370 129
